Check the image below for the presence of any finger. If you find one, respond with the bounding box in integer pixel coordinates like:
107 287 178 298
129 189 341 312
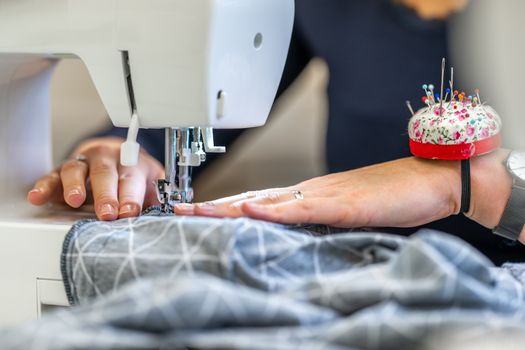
177 192 259 216
188 190 292 218
173 203 195 216
89 151 119 221
242 198 351 226
173 192 261 217
28 171 61 206
117 164 147 218
205 189 289 206
60 159 89 208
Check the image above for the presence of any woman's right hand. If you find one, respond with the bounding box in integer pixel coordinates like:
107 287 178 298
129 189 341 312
27 137 164 221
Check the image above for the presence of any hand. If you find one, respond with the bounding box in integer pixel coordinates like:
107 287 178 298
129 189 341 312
178 149 519 242
27 137 164 221
175 157 463 228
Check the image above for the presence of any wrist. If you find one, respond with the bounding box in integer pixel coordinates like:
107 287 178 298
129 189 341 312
413 157 463 219
465 149 513 229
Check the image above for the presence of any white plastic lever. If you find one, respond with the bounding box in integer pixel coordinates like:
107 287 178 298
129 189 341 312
120 113 141 167
202 127 226 153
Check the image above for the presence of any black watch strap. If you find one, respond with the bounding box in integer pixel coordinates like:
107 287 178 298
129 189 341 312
460 159 471 213
493 180 525 241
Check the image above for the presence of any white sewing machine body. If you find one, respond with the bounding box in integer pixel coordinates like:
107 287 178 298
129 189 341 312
0 0 294 326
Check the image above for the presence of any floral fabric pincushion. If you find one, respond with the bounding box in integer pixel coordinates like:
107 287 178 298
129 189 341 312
407 62 502 160
408 100 502 160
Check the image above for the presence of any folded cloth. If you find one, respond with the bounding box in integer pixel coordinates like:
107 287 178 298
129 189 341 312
61 207 402 305
2 209 525 350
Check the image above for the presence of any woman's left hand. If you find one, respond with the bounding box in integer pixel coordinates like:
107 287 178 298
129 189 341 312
174 157 463 228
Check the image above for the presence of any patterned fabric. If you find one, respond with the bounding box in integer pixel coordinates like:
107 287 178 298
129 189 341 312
2 210 525 349
408 103 501 146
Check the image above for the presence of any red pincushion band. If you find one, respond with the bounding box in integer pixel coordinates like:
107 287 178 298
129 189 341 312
409 134 501 160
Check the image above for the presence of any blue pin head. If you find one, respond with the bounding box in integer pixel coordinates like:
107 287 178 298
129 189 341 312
435 93 440 100
445 88 451 94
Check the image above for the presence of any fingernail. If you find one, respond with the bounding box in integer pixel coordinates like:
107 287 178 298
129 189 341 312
68 189 82 199
119 204 136 215
29 188 42 195
100 204 116 217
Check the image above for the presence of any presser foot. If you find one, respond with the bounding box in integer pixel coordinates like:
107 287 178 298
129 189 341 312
154 180 193 214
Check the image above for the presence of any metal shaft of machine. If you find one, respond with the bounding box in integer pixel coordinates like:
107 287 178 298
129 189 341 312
165 128 178 187
158 127 178 213
178 128 193 203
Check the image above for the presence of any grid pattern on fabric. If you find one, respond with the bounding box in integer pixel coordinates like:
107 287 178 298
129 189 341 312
2 212 525 350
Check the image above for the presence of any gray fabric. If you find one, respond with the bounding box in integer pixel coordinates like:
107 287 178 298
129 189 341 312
2 211 525 349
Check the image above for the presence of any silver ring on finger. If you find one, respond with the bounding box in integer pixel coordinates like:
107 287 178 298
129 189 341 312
74 154 88 163
292 190 304 200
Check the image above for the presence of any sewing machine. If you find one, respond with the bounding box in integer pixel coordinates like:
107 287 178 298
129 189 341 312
0 0 294 326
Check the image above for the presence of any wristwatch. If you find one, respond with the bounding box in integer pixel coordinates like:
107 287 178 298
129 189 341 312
493 150 525 241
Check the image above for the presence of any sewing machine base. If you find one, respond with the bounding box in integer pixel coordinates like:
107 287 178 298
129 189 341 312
0 201 93 327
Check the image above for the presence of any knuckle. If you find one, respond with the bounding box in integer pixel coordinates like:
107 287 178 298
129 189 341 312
267 192 282 203
299 200 314 213
42 172 60 183
244 191 258 199
118 172 133 183
90 159 116 176
297 201 314 222
228 201 245 211
60 161 76 173
119 199 142 210
89 144 115 156
94 193 117 205
119 169 144 183
61 160 85 173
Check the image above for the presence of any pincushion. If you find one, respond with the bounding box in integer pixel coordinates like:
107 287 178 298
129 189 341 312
407 69 502 160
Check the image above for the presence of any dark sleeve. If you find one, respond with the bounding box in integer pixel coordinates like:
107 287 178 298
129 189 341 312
95 24 313 177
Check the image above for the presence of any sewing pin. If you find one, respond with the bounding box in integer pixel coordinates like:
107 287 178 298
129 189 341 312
475 88 482 104
406 100 415 115
439 58 445 116
449 67 454 100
